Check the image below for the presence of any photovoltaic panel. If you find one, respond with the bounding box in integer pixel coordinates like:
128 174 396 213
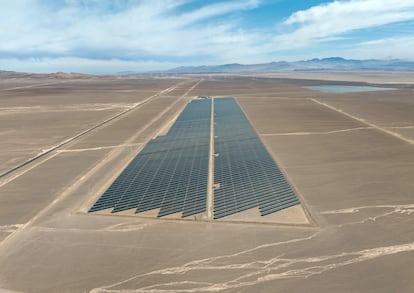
89 98 211 218
213 98 300 219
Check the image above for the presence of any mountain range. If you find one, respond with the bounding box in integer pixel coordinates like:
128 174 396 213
2 57 414 76
165 57 414 74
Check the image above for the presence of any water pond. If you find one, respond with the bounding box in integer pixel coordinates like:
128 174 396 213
305 85 396 93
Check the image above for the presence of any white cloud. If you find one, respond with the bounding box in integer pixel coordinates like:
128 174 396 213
180 0 258 24
0 0 270 72
0 57 183 74
276 0 414 48
0 0 261 58
350 35 414 60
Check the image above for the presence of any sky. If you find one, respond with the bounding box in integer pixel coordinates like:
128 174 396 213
1 0 414 74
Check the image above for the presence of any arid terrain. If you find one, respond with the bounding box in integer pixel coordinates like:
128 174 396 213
0 73 413 292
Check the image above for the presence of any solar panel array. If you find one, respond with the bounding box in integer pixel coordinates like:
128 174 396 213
90 96 300 221
89 99 211 218
213 98 300 219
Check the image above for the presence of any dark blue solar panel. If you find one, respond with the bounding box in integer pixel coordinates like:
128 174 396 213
213 98 300 219
89 99 211 218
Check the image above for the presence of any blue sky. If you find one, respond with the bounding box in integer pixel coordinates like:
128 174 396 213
1 0 414 73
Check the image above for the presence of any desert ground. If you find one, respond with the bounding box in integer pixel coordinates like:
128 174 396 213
0 73 413 292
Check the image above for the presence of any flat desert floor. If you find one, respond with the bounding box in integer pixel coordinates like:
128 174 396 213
0 73 413 292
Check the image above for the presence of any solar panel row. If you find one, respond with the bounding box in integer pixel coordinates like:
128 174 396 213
213 98 300 219
89 99 211 218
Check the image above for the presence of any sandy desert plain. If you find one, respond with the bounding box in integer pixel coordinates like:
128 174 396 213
0 72 413 292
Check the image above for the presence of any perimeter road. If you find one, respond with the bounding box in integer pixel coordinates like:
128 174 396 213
206 97 215 220
311 98 414 145
0 81 187 183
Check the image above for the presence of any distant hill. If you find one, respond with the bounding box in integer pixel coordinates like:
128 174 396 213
166 58 414 74
3 57 414 76
0 70 92 79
